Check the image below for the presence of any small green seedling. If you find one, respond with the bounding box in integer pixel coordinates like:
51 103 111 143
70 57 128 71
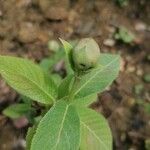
115 0 129 7
0 38 120 150
114 27 135 44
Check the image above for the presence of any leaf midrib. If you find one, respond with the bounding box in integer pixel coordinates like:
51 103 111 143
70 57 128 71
1 71 55 103
81 121 109 150
53 105 69 150
74 56 119 97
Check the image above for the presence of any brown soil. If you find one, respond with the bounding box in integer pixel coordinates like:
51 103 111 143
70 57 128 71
0 0 150 150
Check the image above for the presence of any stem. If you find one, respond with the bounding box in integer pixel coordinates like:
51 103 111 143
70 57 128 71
68 73 81 102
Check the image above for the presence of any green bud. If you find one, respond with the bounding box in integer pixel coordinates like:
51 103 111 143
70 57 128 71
72 38 100 71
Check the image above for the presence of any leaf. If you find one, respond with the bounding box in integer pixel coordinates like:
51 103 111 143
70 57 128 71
59 38 73 56
31 101 80 150
0 56 57 104
20 95 32 105
78 107 112 150
115 27 134 43
58 74 74 99
3 104 33 119
59 38 74 71
26 125 37 150
51 73 62 85
72 94 97 107
72 54 120 99
39 49 65 73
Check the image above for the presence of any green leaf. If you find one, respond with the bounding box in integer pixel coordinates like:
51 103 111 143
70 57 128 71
59 38 73 56
115 27 134 43
31 101 80 150
0 56 57 104
39 49 65 73
59 39 74 71
72 94 97 107
58 74 74 99
78 107 112 150
26 125 37 150
20 95 32 105
51 73 62 85
72 54 120 99
3 104 33 119
116 0 129 7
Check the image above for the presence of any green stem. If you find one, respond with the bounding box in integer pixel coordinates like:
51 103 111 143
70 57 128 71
68 73 81 102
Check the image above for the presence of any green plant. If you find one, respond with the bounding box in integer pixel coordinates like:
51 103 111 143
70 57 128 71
115 0 129 7
114 27 135 44
0 38 120 150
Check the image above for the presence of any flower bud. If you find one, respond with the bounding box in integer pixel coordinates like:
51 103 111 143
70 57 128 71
72 38 100 71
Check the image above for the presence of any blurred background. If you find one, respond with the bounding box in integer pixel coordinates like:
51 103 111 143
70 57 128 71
0 0 150 150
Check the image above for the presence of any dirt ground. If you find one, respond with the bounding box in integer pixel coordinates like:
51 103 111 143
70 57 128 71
0 0 150 150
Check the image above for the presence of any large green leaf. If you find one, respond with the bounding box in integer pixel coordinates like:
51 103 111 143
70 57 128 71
72 54 120 99
72 94 97 107
58 74 74 99
26 125 37 150
31 101 80 150
0 56 57 104
78 107 112 150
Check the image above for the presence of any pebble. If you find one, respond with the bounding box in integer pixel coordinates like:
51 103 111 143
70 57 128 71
0 10 2 16
127 65 136 73
120 58 126 72
18 22 38 43
16 0 31 7
48 40 60 52
103 38 115 47
136 68 143 76
135 22 147 31
13 116 29 129
106 25 116 33
13 139 26 149
38 0 69 20
76 20 94 35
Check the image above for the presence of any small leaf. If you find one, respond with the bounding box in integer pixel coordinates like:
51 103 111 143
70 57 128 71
114 27 134 43
72 94 97 107
72 54 120 99
58 74 74 99
31 101 80 150
59 38 73 56
59 38 74 71
3 104 33 119
0 56 57 104
78 107 112 150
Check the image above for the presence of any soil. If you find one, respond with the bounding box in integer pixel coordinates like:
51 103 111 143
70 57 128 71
0 0 150 150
